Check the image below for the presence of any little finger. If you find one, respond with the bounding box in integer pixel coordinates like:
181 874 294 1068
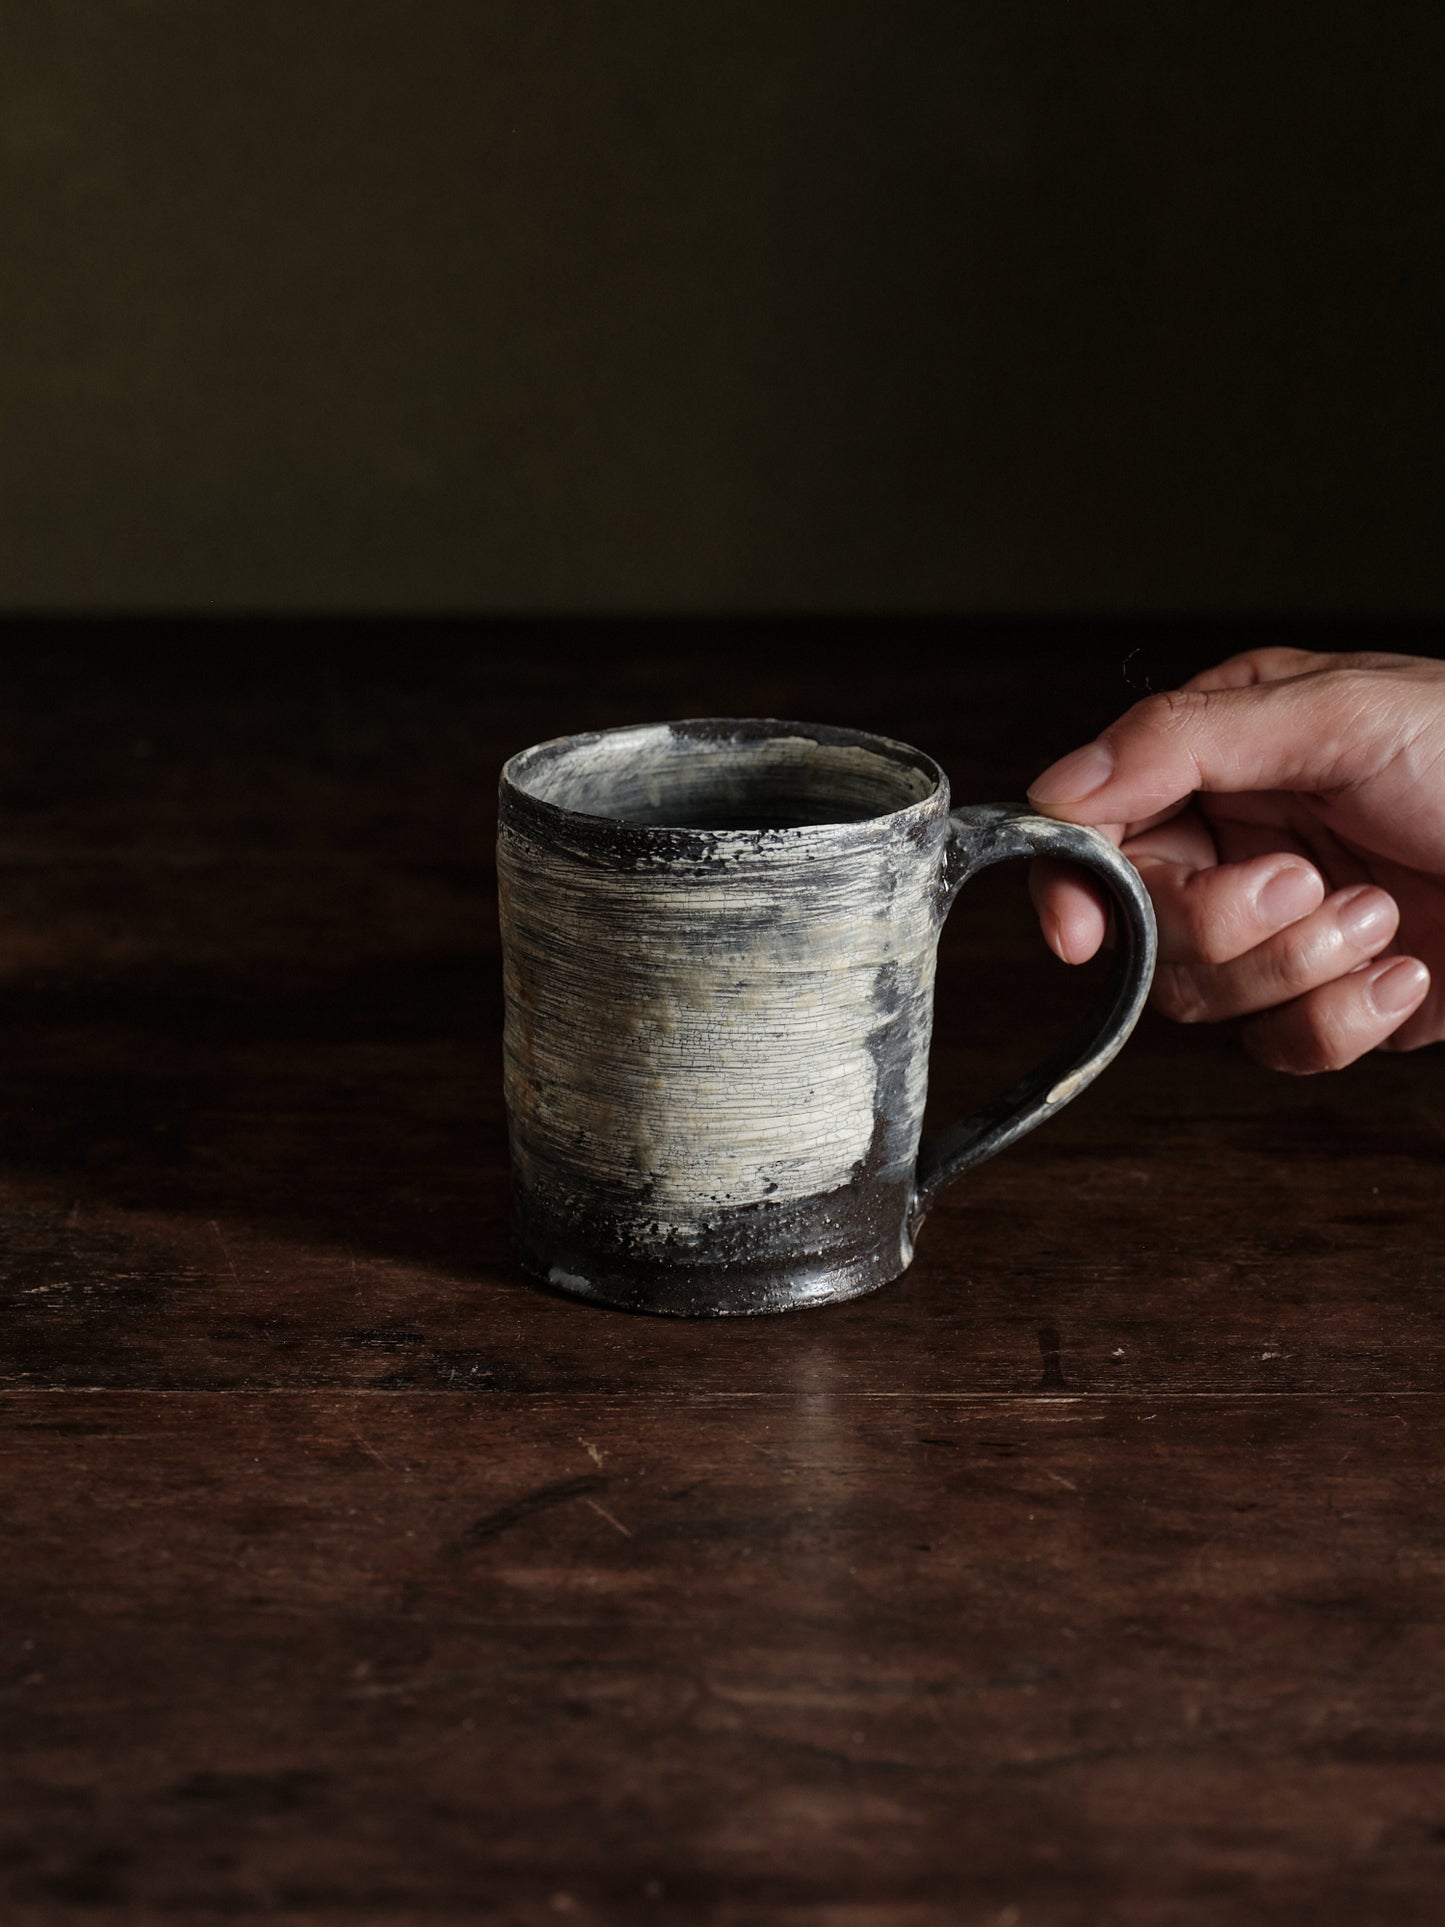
1241 955 1431 1073
1153 885 1398 1025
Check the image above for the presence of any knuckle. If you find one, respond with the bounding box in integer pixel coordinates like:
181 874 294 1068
1317 665 1389 720
1152 962 1211 1025
1186 888 1244 966
1242 1006 1339 1076
1302 1009 1361 1073
1246 1033 1323 1076
1242 1031 1303 1074
1121 689 1211 793
1295 666 1415 798
1314 650 1397 676
1291 987 1373 1073
1135 688 1209 740
1332 664 1377 697
1242 646 1315 682
1270 922 1330 995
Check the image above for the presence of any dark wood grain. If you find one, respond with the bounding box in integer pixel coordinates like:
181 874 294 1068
1 628 1442 1923
6 1391 1445 1924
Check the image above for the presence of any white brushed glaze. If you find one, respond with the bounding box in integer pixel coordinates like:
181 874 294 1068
499 823 939 1220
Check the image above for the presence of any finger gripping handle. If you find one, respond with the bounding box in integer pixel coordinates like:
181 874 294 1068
911 803 1158 1225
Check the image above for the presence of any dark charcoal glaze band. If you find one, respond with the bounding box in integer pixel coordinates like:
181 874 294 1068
498 719 1157 1317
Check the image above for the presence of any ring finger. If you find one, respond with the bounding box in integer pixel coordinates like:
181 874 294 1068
1153 884 1400 1024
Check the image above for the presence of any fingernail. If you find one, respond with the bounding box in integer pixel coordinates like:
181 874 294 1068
1028 739 1115 809
1369 957 1429 1015
1256 863 1323 928
1337 886 1395 951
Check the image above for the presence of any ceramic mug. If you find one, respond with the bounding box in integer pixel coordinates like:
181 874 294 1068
498 717 1156 1316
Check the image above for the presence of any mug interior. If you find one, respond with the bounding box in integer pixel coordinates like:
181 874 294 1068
506 719 939 831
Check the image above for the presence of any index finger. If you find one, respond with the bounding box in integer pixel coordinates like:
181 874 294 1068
1183 646 1328 692
1183 645 1428 694
1025 666 1418 830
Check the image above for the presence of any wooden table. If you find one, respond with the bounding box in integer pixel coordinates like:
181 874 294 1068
3 631 1442 1924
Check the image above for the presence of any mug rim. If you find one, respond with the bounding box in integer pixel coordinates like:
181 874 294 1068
499 715 949 840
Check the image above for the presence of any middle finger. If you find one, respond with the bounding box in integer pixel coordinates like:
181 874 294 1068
1153 885 1400 1024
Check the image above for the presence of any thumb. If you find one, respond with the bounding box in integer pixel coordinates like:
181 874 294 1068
1027 670 1411 828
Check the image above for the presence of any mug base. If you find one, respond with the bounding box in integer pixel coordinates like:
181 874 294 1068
517 1236 913 1318
511 1170 919 1317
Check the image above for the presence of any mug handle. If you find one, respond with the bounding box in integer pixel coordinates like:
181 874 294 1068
911 803 1158 1226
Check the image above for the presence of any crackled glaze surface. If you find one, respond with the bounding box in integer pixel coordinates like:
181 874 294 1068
498 720 950 1314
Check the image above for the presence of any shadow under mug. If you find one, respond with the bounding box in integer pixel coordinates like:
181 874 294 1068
498 717 1157 1316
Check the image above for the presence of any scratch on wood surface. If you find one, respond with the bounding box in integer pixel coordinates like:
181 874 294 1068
348 1423 404 1475
582 1497 633 1539
578 1438 605 1467
455 1475 606 1550
1188 1533 1222 1582
210 1221 242 1289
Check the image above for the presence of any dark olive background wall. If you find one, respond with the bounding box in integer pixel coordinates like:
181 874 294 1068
4 1 1442 614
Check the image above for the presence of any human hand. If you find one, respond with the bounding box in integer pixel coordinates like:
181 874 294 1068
1026 648 1443 1073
